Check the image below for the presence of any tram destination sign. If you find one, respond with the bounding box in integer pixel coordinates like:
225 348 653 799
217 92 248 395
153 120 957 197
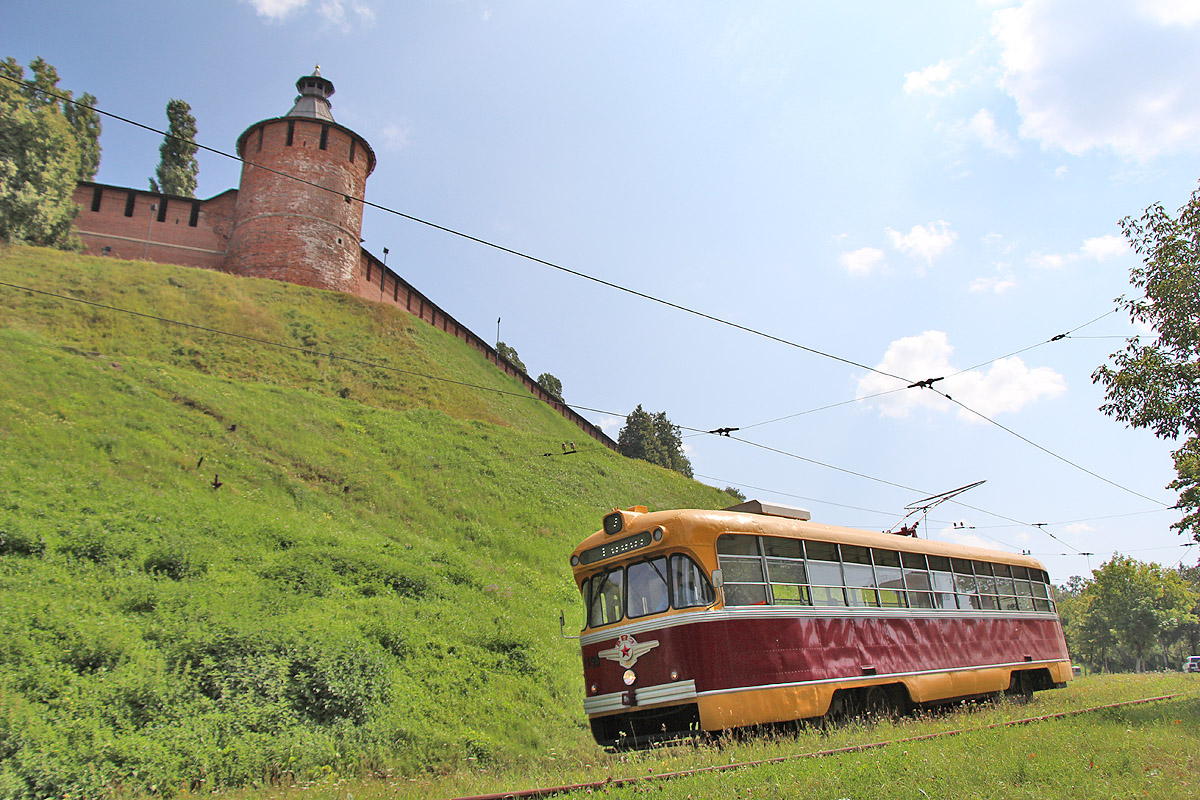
578 531 652 565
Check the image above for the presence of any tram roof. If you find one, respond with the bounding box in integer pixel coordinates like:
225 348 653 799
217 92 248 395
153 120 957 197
572 504 1049 573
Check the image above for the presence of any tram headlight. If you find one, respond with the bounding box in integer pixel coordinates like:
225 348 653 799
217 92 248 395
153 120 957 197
590 683 598 694
670 669 679 681
652 527 663 542
623 669 637 686
570 555 580 567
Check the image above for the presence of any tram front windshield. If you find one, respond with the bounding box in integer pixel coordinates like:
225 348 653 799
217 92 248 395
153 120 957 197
581 554 714 629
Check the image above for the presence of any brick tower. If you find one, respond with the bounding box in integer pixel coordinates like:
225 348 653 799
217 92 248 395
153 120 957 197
225 68 376 292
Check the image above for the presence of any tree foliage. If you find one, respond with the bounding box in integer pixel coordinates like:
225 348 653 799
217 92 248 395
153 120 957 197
150 99 198 197
536 372 563 400
617 405 693 477
1059 555 1197 673
1093 182 1200 538
496 341 526 373
0 56 101 248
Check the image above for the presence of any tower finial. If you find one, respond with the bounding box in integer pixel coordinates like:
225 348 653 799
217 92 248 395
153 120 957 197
314 64 321 76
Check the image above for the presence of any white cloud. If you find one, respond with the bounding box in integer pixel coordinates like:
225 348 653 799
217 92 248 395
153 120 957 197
856 331 1066 421
1030 233 1129 269
969 265 1018 294
885 221 957 272
241 0 374 28
839 247 886 277
1080 234 1129 260
243 0 307 18
937 525 992 549
1064 522 1095 536
903 57 964 96
965 109 1019 157
596 414 624 436
1138 0 1200 27
380 120 413 152
993 0 1200 159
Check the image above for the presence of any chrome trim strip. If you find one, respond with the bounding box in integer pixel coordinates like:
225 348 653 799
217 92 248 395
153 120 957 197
693 658 1066 698
579 607 1062 646
584 679 697 715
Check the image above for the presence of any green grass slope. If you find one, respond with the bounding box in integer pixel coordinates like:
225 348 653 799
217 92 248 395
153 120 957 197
0 245 737 799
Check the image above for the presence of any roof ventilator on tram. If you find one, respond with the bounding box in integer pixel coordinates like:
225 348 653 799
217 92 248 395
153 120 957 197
723 499 812 521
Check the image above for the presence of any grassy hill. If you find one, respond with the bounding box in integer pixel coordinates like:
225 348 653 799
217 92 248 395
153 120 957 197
0 245 737 799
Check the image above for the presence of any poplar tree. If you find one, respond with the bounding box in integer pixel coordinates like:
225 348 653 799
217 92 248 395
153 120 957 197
150 99 199 197
0 56 101 249
617 405 693 477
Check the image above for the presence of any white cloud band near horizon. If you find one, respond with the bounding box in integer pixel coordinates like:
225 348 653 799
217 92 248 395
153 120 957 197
856 330 1067 421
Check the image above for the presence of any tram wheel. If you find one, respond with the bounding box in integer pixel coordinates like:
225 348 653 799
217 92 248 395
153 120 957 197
862 685 890 719
1006 671 1034 704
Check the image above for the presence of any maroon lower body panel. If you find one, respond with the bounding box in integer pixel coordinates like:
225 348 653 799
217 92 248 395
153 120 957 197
582 612 1069 699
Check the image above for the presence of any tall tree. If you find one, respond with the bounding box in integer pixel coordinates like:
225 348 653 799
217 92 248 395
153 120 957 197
150 99 198 197
536 372 563 400
1080 555 1197 672
1093 182 1200 539
496 342 526 373
0 57 101 248
617 405 693 477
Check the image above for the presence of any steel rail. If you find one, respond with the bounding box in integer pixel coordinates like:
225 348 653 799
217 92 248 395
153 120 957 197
438 693 1186 800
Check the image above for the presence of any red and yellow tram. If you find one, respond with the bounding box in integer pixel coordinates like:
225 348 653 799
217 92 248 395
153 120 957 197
568 501 1071 747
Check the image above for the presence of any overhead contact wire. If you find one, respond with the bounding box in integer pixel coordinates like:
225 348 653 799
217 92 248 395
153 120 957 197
0 75 906 384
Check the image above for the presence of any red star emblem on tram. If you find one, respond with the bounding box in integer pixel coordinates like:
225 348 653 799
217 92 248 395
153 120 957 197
598 633 659 669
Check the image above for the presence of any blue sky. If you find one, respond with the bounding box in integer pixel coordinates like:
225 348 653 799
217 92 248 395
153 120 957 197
8 0 1200 581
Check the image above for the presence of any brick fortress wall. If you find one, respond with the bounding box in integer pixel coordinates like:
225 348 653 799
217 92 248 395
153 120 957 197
69 72 617 450
73 182 236 269
226 117 372 293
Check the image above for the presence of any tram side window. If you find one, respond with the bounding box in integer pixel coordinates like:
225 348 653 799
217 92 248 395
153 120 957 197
952 558 980 610
717 534 769 605
901 552 935 608
1031 579 1052 612
670 554 715 609
805 541 847 607
627 558 670 619
927 556 957 610
872 549 906 608
767 555 809 605
588 567 624 628
994 563 1019 610
841 545 879 607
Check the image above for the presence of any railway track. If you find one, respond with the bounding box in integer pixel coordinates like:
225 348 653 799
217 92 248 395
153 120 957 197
439 693 1185 800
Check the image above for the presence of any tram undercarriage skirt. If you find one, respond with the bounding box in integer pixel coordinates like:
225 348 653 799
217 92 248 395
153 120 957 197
590 703 702 749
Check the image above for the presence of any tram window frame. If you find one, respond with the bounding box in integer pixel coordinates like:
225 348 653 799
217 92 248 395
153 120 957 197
717 534 770 606
804 542 846 607
901 553 934 608
626 557 670 619
588 567 625 628
930 568 956 610
670 554 715 609
710 535 1052 615
766 556 810 605
871 549 907 608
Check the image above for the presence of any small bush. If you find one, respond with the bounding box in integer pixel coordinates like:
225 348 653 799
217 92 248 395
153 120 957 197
143 546 204 580
0 529 45 557
286 637 391 725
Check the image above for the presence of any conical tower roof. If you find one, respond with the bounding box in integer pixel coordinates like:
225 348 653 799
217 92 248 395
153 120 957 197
287 65 335 121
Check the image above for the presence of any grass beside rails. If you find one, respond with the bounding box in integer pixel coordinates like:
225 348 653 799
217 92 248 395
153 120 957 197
0 246 738 799
234 673 1197 800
